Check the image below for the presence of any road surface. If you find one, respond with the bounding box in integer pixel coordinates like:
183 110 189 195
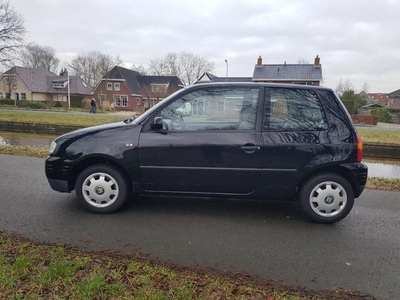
0 154 399 299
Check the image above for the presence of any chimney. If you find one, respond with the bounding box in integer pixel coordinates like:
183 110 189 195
314 55 321 67
257 55 262 66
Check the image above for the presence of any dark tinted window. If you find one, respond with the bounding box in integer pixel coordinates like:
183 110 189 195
264 88 327 131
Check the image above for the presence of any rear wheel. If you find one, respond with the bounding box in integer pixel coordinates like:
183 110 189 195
298 173 354 224
75 164 130 213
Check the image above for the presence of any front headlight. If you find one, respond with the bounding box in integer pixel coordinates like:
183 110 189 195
49 141 57 155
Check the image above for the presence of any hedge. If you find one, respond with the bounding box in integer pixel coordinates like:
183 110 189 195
351 114 378 125
0 96 86 109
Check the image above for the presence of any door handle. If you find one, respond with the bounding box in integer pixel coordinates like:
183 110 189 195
241 145 261 153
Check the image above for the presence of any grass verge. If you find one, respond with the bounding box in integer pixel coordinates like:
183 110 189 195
0 232 376 300
0 145 49 158
358 129 400 145
0 110 123 127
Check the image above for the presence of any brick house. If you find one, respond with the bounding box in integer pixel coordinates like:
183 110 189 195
387 89 400 109
0 66 93 104
252 55 323 85
93 66 183 113
359 91 389 107
196 55 323 85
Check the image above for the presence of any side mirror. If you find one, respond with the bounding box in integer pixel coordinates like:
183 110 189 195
151 117 163 130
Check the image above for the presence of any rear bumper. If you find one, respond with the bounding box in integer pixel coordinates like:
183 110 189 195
341 162 368 198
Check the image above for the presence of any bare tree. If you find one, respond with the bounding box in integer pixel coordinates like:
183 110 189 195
361 82 370 93
148 51 214 86
335 78 354 97
0 0 26 69
20 43 59 72
131 63 147 75
297 57 310 64
70 51 122 86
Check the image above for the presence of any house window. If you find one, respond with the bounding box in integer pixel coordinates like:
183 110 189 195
21 93 26 100
151 84 168 93
107 82 112 90
137 98 142 106
14 93 19 100
114 83 120 91
0 92 3 99
99 94 106 106
122 95 128 107
114 95 128 107
6 93 10 99
53 82 66 88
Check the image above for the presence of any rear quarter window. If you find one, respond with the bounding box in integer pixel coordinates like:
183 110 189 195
263 88 327 131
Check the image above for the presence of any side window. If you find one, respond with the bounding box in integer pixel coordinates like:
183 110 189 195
156 88 259 131
264 88 327 131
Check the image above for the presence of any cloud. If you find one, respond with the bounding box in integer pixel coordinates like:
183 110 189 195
9 0 400 92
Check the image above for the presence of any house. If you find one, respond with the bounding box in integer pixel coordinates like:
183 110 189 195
252 55 323 85
196 72 252 83
196 55 323 86
0 66 93 104
387 89 400 109
92 66 183 113
359 91 389 107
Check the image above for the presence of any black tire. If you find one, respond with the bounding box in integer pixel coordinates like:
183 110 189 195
75 164 130 213
298 173 354 224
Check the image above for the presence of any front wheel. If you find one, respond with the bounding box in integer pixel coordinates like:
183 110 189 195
298 173 354 224
75 164 130 213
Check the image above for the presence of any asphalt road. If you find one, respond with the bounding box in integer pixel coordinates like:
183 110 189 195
1 154 399 299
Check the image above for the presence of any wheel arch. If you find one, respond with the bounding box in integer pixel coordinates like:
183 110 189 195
296 165 359 199
69 155 134 193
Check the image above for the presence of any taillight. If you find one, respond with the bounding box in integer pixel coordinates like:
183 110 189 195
356 133 363 162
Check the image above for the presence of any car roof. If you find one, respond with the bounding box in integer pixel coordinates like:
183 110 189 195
190 81 332 92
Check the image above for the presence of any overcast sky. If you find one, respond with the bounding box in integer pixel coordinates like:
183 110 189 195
10 0 400 92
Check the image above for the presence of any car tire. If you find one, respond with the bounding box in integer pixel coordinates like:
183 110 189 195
75 164 130 213
298 173 354 224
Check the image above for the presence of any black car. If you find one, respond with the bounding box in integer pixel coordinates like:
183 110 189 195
45 83 367 224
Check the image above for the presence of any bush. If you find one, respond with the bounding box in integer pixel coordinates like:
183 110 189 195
371 108 400 123
27 101 48 109
54 101 63 108
70 95 85 108
0 99 15 106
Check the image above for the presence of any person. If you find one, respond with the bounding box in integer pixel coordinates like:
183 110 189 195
90 98 97 114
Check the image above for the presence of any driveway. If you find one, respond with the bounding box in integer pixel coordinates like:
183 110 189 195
0 154 399 299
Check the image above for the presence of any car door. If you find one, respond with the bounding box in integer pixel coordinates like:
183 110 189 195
259 86 329 199
137 86 264 195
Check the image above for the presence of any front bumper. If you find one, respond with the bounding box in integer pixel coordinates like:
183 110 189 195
47 178 71 192
45 156 74 192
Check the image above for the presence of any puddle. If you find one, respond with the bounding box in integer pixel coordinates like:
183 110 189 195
365 162 400 179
